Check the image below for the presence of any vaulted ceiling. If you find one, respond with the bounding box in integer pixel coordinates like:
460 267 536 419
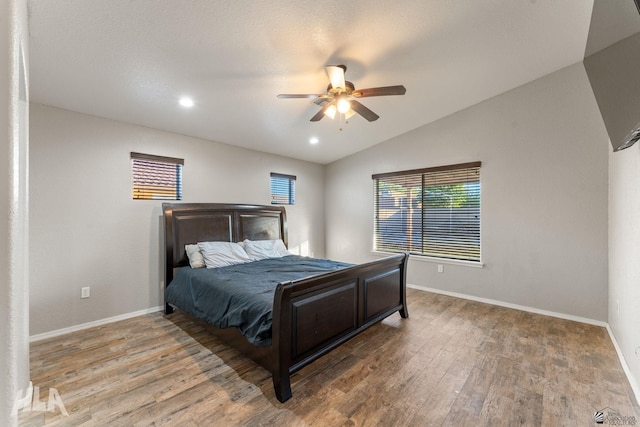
27 1 640 164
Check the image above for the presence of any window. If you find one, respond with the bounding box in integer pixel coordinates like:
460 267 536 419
131 152 183 200
270 173 296 205
373 162 481 262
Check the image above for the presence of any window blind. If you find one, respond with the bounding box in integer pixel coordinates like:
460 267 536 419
373 162 481 262
270 173 296 205
131 152 183 200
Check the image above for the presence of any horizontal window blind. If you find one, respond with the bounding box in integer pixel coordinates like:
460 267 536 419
270 173 296 205
373 162 481 262
131 152 183 200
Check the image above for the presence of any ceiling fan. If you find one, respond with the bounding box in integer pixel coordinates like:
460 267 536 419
277 65 406 122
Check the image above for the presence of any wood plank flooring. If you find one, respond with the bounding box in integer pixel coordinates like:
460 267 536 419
19 289 639 426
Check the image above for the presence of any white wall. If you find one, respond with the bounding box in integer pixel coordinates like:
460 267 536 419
29 103 325 335
1 0 30 425
609 142 640 398
325 63 610 322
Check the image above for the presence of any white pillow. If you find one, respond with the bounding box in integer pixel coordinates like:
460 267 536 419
197 241 252 268
185 244 205 268
241 239 290 260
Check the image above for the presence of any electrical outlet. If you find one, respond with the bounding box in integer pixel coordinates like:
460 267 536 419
437 264 444 273
81 287 90 299
617 300 620 316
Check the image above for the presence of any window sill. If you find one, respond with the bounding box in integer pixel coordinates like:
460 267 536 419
371 251 484 269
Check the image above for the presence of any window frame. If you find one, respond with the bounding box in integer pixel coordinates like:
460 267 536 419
270 172 296 205
131 152 184 201
372 161 481 264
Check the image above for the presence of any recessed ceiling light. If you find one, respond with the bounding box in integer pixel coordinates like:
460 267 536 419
309 137 319 145
179 97 194 108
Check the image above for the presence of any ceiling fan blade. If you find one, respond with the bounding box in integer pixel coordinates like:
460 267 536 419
326 65 346 90
310 101 335 121
277 94 321 99
350 100 379 122
353 85 406 97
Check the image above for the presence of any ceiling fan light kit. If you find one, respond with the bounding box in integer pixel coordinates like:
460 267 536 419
277 65 406 124
324 104 337 120
337 98 351 114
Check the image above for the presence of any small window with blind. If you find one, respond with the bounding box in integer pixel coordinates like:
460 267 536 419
373 162 481 262
270 173 296 205
131 152 183 200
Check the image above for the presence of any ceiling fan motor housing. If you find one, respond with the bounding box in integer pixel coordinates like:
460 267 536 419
328 81 355 95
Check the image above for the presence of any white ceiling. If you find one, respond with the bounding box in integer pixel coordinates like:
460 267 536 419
26 0 635 164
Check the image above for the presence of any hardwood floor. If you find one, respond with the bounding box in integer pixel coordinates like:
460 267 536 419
20 289 639 426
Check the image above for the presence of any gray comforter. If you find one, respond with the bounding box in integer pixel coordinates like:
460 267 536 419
165 255 352 346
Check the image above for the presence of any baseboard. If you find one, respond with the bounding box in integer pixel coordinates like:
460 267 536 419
407 284 607 327
606 325 640 406
408 284 639 405
29 306 164 342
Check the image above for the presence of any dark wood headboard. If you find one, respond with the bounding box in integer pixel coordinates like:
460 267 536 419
162 203 287 286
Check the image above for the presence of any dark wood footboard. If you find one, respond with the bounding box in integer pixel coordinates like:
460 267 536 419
271 252 409 402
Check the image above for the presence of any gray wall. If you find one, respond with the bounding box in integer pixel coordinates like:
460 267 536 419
609 130 640 398
1 0 30 425
325 63 610 322
29 103 326 335
587 23 640 399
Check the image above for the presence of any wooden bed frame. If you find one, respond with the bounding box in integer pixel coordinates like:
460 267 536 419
163 203 409 402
